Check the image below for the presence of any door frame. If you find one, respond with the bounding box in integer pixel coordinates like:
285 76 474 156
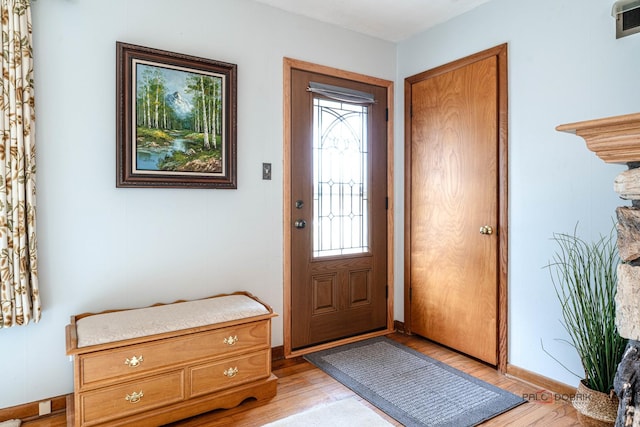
283 57 395 358
403 44 509 372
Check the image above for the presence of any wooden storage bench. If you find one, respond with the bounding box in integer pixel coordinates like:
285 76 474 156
65 291 277 427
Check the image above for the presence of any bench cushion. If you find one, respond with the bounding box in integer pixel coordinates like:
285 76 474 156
75 294 270 347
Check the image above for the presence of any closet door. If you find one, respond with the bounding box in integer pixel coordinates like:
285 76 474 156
405 45 508 367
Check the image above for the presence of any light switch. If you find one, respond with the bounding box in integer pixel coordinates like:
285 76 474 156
263 163 272 180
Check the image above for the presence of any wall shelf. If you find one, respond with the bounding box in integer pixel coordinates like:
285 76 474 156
557 112 640 164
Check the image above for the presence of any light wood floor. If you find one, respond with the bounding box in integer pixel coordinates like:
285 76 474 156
23 333 580 426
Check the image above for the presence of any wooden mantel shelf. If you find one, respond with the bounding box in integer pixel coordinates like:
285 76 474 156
556 112 640 164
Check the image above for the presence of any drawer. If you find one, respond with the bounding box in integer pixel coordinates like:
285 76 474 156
79 370 184 426
189 349 270 397
79 320 269 387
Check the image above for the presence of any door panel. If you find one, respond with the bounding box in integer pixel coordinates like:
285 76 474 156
290 69 388 350
406 46 507 366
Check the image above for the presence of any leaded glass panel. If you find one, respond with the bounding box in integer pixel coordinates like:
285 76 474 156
312 97 369 258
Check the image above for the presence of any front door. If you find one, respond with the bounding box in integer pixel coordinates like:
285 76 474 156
288 66 389 351
405 45 508 367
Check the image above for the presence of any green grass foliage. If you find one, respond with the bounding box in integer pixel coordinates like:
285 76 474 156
545 225 627 393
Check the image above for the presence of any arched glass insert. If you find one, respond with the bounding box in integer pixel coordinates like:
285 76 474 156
312 96 370 258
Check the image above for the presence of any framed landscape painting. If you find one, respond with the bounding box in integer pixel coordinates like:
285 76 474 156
116 42 237 188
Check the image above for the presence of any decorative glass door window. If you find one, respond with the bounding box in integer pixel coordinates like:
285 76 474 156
312 97 369 258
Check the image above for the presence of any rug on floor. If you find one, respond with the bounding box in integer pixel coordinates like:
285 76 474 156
261 398 394 426
304 337 526 427
0 420 21 427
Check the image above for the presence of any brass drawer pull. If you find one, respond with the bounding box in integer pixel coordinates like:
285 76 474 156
223 335 238 346
124 355 144 367
125 391 144 403
223 367 239 378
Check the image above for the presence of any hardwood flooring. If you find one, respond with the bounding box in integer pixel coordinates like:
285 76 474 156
22 333 580 426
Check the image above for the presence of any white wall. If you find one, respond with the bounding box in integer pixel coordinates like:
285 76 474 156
396 0 639 387
0 0 395 408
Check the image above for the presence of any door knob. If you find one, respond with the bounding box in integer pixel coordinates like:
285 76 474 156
479 225 494 235
294 219 307 229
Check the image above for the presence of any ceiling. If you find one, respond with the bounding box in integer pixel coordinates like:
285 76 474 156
250 0 492 42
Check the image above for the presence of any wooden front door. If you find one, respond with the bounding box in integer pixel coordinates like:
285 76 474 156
288 65 389 351
405 45 508 367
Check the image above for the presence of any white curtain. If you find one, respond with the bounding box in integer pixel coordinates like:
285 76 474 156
0 0 40 327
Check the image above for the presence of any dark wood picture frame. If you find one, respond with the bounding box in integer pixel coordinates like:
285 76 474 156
116 42 237 188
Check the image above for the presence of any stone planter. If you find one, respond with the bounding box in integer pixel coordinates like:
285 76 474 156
573 380 618 427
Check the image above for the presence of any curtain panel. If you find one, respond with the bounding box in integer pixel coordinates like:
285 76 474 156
0 0 40 327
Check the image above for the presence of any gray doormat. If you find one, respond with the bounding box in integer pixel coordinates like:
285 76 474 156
304 337 526 427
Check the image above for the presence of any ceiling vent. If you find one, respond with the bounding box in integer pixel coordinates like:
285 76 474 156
612 0 640 38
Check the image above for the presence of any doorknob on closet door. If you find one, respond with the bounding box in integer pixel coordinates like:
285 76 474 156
479 225 494 235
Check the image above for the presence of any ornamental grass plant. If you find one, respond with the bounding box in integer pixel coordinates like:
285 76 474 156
545 225 627 394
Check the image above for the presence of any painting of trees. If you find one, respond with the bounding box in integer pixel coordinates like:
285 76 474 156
136 67 174 129
134 63 224 173
185 73 222 150
117 42 236 189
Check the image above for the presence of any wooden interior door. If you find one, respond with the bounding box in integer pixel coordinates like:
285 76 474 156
288 67 389 351
405 45 508 367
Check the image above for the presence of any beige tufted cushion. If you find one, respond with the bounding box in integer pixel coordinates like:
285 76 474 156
76 294 270 348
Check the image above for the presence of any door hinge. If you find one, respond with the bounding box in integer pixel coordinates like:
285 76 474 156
386 285 389 299
385 197 389 210
385 108 389 122
409 287 412 301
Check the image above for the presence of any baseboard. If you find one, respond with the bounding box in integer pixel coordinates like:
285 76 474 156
393 320 406 334
272 344 284 361
506 363 576 397
0 394 67 422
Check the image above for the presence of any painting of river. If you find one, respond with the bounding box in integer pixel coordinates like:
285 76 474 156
117 43 237 188
133 61 225 175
